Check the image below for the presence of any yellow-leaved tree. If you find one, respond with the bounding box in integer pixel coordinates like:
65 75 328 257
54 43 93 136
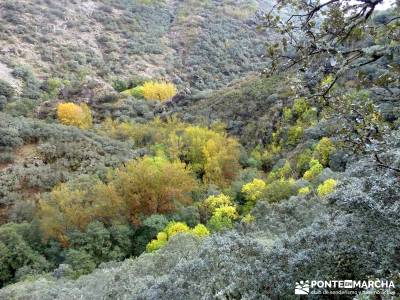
141 81 177 102
201 194 239 231
241 178 267 213
38 179 126 247
110 155 197 224
146 222 209 252
38 155 198 245
57 102 93 129
99 118 240 187
174 126 240 187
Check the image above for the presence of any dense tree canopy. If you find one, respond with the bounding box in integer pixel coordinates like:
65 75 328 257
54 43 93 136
111 156 198 224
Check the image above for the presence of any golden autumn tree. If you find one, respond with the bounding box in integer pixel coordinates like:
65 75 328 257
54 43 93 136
38 179 126 247
201 194 239 231
141 81 177 102
172 126 240 187
203 136 240 187
99 119 240 187
110 155 197 224
57 102 93 129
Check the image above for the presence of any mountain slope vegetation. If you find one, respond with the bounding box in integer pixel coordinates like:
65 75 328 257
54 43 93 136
0 0 270 91
0 0 399 299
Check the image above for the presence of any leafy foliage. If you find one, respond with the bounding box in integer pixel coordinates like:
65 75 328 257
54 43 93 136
263 178 297 203
0 0 399 297
303 159 324 181
317 179 337 197
111 156 197 224
39 154 197 237
191 224 210 237
241 178 266 203
0 80 14 100
64 250 96 279
264 0 399 167
100 119 241 187
241 178 267 213
0 113 136 213
165 76 289 147
57 103 93 129
164 221 190 238
38 177 126 246
4 142 398 298
200 193 239 231
0 223 49 288
141 81 177 102
202 194 234 216
314 137 335 166
298 186 311 196
146 221 209 252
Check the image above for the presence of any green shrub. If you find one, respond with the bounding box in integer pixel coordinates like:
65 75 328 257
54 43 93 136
247 148 263 169
207 205 239 231
165 221 190 238
68 221 134 265
132 214 169 255
201 193 239 232
202 194 234 214
241 178 267 213
146 232 168 252
64 249 96 279
300 107 318 125
241 213 256 224
207 214 235 231
169 205 200 227
5 98 37 117
130 86 144 98
295 149 313 175
242 178 266 203
143 214 169 232
260 145 282 171
47 77 63 95
287 125 304 146
303 159 324 181
293 98 309 116
0 80 14 100
264 178 297 203
112 79 130 92
283 107 293 122
0 223 50 287
267 160 292 182
120 86 144 98
314 137 335 166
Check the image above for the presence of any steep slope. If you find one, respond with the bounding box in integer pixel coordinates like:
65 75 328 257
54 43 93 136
0 1 398 298
1 132 398 299
161 75 293 146
0 0 271 91
0 113 141 224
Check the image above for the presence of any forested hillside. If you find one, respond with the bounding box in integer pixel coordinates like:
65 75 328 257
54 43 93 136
0 0 399 299
0 0 270 92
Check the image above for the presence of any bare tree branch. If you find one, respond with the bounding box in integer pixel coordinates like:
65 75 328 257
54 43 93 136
374 154 400 173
